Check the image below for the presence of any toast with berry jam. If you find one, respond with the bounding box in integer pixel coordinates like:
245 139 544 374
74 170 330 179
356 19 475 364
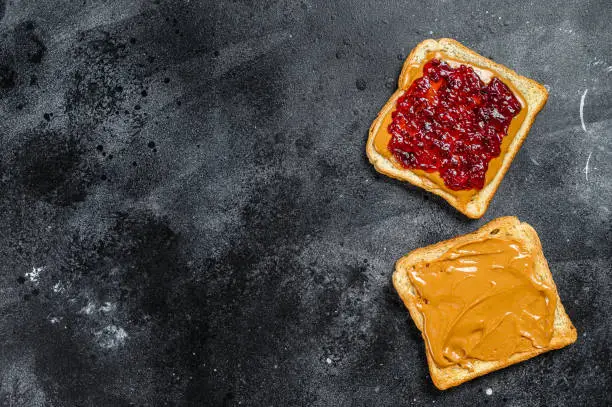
366 39 548 218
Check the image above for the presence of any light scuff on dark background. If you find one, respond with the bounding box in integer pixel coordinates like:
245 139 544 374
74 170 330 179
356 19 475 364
0 0 610 406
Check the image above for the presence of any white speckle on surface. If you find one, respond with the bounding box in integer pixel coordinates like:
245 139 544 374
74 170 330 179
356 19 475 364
49 317 61 324
326 357 332 364
584 151 593 182
99 302 116 313
580 88 588 132
94 325 128 349
428 30 433 35
80 301 96 315
374 386 380 393
25 266 44 284
52 281 64 293
486 388 493 396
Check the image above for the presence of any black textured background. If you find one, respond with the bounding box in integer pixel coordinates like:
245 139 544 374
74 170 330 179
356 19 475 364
0 1 610 406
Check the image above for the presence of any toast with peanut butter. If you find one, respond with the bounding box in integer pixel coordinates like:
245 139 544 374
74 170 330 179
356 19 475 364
366 39 548 218
393 216 577 390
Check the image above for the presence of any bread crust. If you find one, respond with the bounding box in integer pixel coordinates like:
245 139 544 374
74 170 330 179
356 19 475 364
393 216 577 390
366 39 549 218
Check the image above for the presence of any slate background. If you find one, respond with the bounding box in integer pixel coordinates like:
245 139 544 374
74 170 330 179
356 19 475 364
0 0 610 406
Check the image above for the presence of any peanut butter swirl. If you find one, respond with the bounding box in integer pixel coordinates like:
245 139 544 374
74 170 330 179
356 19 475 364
408 237 557 370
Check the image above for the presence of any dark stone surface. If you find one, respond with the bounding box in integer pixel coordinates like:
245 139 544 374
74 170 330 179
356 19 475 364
0 0 610 405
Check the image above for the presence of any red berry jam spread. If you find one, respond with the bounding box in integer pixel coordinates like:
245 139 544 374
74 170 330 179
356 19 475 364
388 59 522 190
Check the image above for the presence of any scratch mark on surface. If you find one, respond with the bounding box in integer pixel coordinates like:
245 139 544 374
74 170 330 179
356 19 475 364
530 156 540 166
51 2 143 44
213 31 291 79
584 151 592 182
562 375 570 387
606 66 612 73
580 88 588 132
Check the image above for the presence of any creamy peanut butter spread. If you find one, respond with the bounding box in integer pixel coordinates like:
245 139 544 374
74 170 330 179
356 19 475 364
408 237 557 370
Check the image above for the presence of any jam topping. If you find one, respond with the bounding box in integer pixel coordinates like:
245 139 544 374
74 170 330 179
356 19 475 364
408 237 556 370
388 59 522 190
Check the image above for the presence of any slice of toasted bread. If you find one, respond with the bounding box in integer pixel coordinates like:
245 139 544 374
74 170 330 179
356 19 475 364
366 39 548 218
393 216 577 390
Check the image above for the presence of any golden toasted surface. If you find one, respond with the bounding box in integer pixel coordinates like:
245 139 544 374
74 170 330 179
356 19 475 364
393 217 577 390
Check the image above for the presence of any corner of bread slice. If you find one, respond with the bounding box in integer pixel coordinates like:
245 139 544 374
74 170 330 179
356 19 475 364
397 39 445 89
393 216 519 293
515 220 578 348
393 216 577 390
391 217 519 332
434 39 550 219
366 92 483 219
